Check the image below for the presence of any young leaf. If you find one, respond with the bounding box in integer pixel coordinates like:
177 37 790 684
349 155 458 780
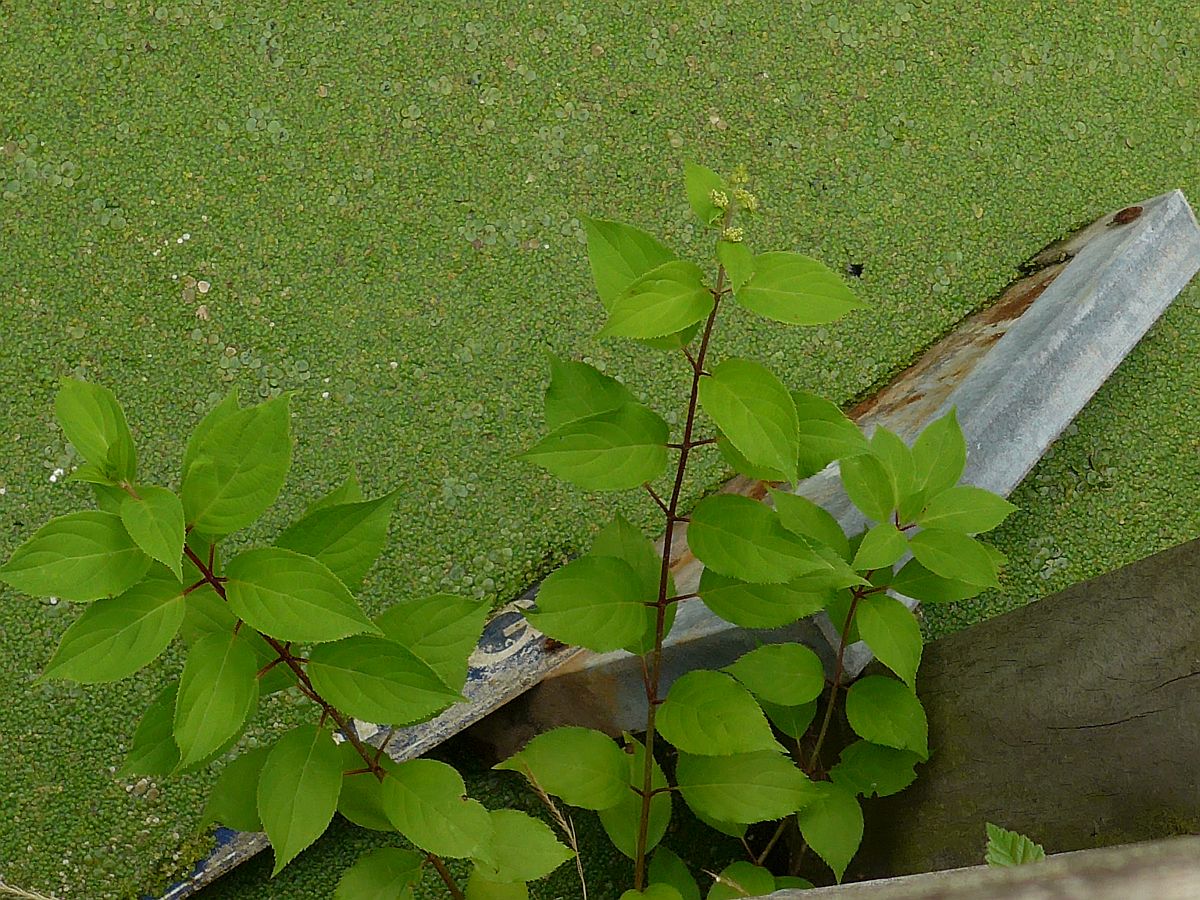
92 482 127 513
687 494 827 584
374 594 489 693
889 558 981 603
199 746 272 831
759 699 818 740
917 485 1017 534
845 675 928 759
908 529 999 588
657 670 782 755
717 239 755 292
336 742 401 831
475 809 574 883
225 548 381 643
119 681 249 777
579 214 677 309
55 377 137 482
180 394 292 537
599 734 670 859
597 260 714 339
851 523 909 572
334 848 423 900
587 513 676 656
523 555 652 653
675 749 816 824
829 740 921 799
66 461 117 486
708 861 775 900
306 465 365 514
0 510 151 602
911 407 966 499
182 388 240 480
723 643 827 707
541 352 637 430
868 426 916 504
734 252 864 325
466 870 530 899
495 726 628 811
793 391 869 475
381 758 493 858
120 486 185 581
648 848 701 900
697 567 832 629
518 402 669 492
683 160 727 227
770 489 851 562
257 724 343 875
855 594 923 688
697 358 800 483
307 635 461 725
840 453 896 524
715 433 788 483
173 630 260 771
37 569 186 684
274 489 401 589
985 823 1046 867
178 589 296 696
795 781 863 883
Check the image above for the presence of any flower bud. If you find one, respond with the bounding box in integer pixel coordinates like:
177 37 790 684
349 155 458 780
733 188 758 212
728 163 750 186
721 226 744 242
709 189 729 209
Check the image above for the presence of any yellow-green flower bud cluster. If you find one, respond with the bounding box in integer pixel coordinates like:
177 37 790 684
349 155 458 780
733 188 758 212
721 226 744 242
728 163 750 186
709 189 729 210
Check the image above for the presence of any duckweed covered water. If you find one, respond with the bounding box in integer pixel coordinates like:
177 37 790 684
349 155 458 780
0 1 1197 896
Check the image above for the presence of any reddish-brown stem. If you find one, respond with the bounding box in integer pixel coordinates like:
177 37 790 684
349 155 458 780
427 854 466 900
664 592 699 605
643 482 670 516
633 204 736 891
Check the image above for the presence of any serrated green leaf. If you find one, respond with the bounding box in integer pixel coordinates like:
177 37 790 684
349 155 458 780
658 670 781 756
307 635 460 726
225 548 380 643
541 352 637 430
587 513 675 655
334 848 422 900
889 558 982 603
717 239 755 293
793 390 869 479
173 630 260 771
985 823 1046 867
180 394 291 536
67 462 117 485
855 594 922 688
495 726 628 811
178 588 296 695
119 681 249 777
200 746 271 831
869 426 915 504
688 494 827 584
825 589 862 644
675 750 815 824
306 465 365 514
845 675 928 759
258 724 343 875
466 870 530 899
598 734 670 860
0 510 151 602
698 358 799 483
275 489 400 588
649 848 700 900
519 402 669 491
715 433 789 482
598 260 714 339
759 699 818 740
621 889 682 900
908 529 999 587
911 407 966 499
683 160 727 227
580 215 678 310
336 741 401 832
830 740 921 798
382 758 493 858
770 489 851 562
120 486 185 581
374 594 489 693
182 388 240 480
476 809 575 882
735 252 864 325
723 643 827 707
38 569 185 683
708 860 776 900
918 485 1017 534
524 555 651 653
795 780 863 883
697 566 833 629
55 377 137 482
852 523 909 572
840 453 895 523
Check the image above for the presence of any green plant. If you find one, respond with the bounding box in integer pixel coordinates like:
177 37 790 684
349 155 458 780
0 381 576 898
500 160 1018 894
985 823 1046 867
